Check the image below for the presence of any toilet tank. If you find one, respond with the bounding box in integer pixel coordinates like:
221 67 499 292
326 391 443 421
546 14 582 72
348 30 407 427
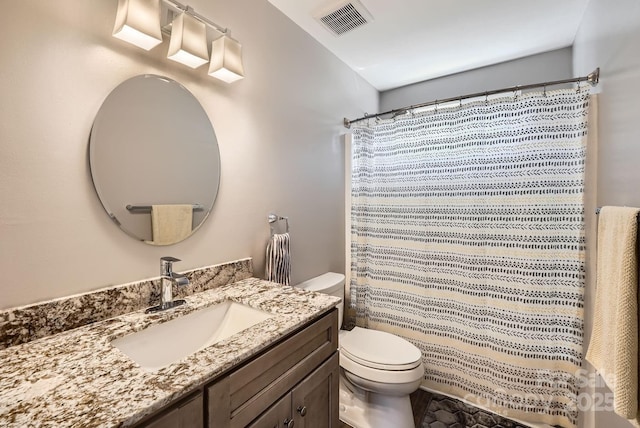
296 272 345 328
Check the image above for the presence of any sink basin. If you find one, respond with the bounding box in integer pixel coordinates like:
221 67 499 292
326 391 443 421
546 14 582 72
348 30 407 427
111 301 274 371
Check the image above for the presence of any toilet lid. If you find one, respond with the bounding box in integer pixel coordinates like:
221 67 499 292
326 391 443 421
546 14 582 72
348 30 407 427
340 327 422 371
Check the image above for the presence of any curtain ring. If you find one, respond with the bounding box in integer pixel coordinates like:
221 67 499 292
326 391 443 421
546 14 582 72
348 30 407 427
543 85 547 97
434 100 438 113
485 92 488 106
459 98 462 108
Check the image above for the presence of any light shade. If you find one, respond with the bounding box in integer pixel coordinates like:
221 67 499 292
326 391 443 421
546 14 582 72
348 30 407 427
208 36 245 83
167 13 209 69
112 0 162 51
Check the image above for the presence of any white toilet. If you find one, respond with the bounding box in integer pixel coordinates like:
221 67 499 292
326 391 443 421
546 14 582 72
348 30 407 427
296 273 425 428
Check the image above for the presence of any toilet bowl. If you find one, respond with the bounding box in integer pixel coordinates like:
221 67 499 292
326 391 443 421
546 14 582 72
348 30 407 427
296 273 425 428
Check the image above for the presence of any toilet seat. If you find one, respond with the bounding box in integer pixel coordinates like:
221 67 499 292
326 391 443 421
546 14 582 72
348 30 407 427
339 327 424 385
340 352 425 385
340 327 422 370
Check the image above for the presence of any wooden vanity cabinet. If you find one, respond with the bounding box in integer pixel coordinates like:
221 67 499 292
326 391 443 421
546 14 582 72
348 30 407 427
139 309 339 428
246 393 291 428
288 352 340 428
246 353 339 428
144 392 204 428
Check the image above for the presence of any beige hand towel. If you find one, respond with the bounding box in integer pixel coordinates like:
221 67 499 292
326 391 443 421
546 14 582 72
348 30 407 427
586 206 640 421
150 204 193 245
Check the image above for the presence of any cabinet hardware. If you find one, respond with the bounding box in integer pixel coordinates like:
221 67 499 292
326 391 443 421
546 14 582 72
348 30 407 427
284 418 294 428
296 406 307 417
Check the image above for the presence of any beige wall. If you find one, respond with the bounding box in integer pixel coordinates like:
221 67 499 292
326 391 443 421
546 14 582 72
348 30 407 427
573 0 640 427
380 48 573 112
573 0 640 207
0 0 378 309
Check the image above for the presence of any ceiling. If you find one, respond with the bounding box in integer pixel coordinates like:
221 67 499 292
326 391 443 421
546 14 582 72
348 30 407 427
267 0 591 91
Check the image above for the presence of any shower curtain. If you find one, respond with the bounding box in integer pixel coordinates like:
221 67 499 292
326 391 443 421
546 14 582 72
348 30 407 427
350 88 591 428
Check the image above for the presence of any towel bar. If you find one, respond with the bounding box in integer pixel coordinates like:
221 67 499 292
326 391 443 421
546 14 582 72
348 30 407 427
595 206 640 221
268 213 289 235
126 204 204 213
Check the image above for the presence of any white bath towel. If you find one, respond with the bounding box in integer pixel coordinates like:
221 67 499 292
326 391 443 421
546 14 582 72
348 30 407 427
586 206 640 422
265 232 291 286
149 204 193 245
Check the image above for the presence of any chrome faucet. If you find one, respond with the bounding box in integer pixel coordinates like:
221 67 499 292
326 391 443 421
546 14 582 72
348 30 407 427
146 256 189 313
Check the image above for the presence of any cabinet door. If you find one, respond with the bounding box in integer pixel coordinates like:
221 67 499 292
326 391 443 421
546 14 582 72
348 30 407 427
246 393 292 428
144 392 203 428
291 352 340 428
209 310 338 428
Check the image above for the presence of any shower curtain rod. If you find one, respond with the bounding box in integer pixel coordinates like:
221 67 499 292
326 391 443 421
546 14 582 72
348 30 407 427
343 68 600 129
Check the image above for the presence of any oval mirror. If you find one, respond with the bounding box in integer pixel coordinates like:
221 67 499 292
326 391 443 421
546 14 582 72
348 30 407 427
89 75 220 245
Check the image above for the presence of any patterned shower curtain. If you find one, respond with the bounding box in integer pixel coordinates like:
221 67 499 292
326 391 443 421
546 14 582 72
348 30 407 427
350 88 590 428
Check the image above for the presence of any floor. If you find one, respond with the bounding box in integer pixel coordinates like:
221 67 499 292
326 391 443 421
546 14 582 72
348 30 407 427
339 388 530 428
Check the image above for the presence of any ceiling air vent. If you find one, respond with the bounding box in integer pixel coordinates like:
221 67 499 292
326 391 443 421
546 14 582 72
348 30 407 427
314 0 373 36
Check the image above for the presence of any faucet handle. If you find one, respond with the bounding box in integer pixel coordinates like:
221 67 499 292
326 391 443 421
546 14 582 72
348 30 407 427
160 256 181 276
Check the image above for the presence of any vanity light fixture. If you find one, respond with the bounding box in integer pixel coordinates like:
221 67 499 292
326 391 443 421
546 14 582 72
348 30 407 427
167 12 209 69
208 35 245 83
112 0 163 51
111 0 245 82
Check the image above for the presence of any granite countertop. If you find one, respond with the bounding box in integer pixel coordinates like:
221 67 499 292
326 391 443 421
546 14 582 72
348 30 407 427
0 278 340 427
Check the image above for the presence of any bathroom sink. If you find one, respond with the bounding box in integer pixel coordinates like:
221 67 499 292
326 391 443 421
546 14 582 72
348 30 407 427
111 301 274 371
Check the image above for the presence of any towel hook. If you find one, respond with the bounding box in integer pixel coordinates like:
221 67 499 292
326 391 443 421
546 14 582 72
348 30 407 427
268 213 289 235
